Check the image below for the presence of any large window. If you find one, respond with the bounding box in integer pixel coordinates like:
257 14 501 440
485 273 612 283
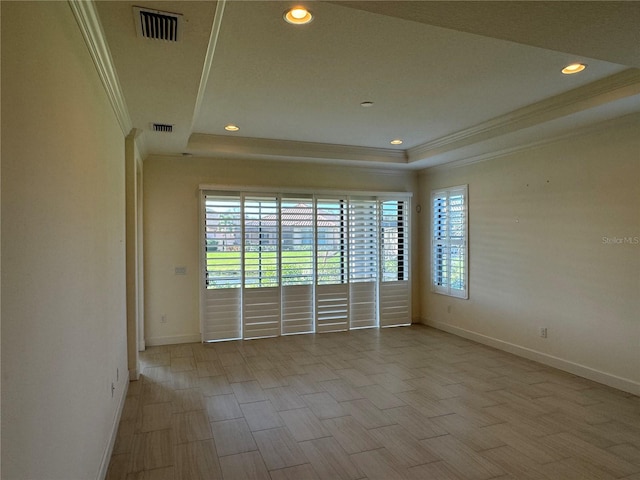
431 185 468 299
201 190 411 341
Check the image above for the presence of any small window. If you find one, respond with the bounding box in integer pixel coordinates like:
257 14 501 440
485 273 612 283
431 185 468 298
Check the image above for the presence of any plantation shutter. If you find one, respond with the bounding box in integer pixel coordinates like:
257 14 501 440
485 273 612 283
379 199 411 327
349 198 378 329
432 186 468 298
201 194 242 341
315 198 349 333
448 190 467 297
242 196 280 339
281 197 315 335
202 188 412 341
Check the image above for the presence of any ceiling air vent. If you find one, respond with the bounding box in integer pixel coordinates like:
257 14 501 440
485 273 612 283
134 7 182 42
152 123 173 133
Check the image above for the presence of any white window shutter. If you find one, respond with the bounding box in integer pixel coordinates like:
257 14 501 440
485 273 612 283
379 280 410 327
431 185 468 299
282 285 314 334
315 198 349 332
242 287 280 338
316 284 349 333
202 195 242 341
281 198 315 335
349 199 378 329
379 199 411 327
243 196 280 339
201 190 412 340
202 288 242 341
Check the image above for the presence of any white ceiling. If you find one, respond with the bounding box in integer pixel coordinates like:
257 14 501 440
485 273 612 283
95 1 640 170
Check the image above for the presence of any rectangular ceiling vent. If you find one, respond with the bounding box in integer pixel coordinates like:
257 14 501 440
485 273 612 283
152 123 173 133
134 7 182 42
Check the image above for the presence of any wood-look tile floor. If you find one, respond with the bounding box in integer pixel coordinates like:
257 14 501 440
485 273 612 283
107 325 640 480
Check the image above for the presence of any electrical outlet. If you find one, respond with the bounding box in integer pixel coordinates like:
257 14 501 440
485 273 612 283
539 327 548 338
161 314 167 324
447 305 452 314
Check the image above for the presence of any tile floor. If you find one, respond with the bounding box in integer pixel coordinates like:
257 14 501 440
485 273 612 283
107 325 640 479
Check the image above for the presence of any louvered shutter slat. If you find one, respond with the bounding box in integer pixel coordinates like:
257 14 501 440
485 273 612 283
281 198 315 335
315 199 349 332
349 199 378 329
380 200 411 327
202 195 242 341
243 197 280 339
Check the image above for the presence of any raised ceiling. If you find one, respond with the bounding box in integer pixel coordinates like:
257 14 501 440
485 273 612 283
95 1 640 169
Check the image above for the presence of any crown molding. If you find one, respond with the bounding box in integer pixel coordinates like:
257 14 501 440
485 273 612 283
419 112 640 175
190 0 226 133
148 153 417 180
68 0 133 137
187 133 408 165
198 183 413 198
408 68 640 164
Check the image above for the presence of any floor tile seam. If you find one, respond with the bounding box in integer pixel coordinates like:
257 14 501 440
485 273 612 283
261 459 310 472
348 446 442 470
214 446 260 459
237 398 275 406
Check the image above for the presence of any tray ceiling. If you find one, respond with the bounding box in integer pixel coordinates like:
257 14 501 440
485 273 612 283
95 1 640 169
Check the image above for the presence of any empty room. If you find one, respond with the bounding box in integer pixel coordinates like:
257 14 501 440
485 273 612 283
1 1 639 479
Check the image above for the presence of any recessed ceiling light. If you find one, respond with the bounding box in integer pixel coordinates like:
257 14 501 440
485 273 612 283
224 124 240 132
284 7 313 25
390 139 403 145
360 101 374 107
562 63 587 75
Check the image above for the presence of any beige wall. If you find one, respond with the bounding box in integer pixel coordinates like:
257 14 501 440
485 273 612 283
1 3 128 479
418 116 640 394
143 156 418 345
125 131 143 380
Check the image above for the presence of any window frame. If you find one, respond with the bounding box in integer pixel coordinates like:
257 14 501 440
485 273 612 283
200 186 412 341
431 185 468 299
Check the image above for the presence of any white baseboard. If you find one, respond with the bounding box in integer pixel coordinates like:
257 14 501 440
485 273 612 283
97 377 129 480
422 318 640 396
145 333 201 346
